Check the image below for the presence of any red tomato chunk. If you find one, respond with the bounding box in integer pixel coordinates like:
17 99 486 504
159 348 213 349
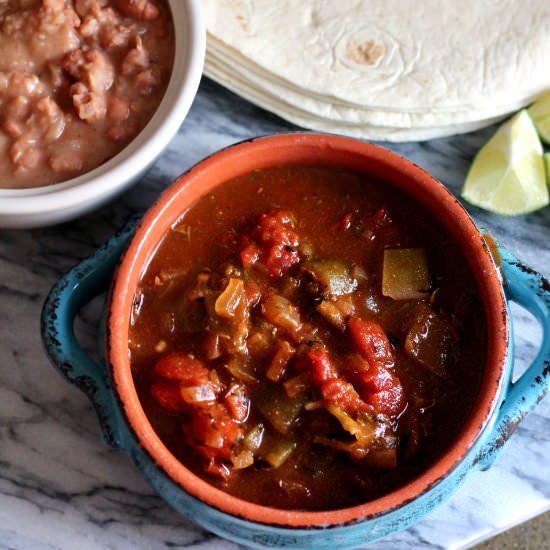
130 166 486 511
240 209 301 278
348 318 395 369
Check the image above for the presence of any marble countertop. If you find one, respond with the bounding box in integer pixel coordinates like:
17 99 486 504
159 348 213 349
1 79 549 550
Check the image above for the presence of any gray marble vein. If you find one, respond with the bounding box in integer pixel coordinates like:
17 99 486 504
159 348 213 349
0 78 549 550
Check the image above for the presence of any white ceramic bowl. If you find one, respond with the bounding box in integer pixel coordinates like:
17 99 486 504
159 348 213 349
0 0 205 229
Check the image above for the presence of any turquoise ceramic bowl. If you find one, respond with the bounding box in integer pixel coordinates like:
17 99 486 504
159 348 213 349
41 136 550 549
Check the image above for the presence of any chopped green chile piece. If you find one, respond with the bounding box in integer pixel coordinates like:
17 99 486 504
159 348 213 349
404 304 457 377
255 385 306 434
382 248 430 300
303 259 358 297
244 423 265 451
262 438 297 468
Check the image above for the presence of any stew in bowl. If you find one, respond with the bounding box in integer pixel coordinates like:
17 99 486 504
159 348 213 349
129 164 486 511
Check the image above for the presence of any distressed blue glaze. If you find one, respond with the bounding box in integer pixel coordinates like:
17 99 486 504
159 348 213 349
475 248 550 469
40 216 140 448
41 224 550 549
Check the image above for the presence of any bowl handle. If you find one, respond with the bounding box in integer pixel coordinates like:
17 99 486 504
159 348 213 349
41 216 140 449
476 247 550 469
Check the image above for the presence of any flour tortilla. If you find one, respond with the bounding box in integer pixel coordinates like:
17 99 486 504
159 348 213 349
206 36 527 129
204 0 550 113
204 55 505 142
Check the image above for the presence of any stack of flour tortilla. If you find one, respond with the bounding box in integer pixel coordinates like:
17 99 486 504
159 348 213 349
203 0 550 141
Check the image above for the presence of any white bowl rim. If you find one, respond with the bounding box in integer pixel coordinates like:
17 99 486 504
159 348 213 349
0 0 205 217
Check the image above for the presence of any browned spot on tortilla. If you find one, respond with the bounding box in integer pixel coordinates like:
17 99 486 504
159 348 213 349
345 39 386 65
226 0 249 32
236 14 249 32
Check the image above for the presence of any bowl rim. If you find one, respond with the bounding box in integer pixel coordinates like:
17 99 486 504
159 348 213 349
0 0 205 216
107 133 509 528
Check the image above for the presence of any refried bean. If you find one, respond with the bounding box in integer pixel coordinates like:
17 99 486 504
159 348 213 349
0 0 174 189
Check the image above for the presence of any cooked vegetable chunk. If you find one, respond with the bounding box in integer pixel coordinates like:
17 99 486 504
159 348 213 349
256 386 306 434
261 293 302 337
404 304 457 377
382 248 430 300
302 259 357 297
262 438 297 468
214 277 246 319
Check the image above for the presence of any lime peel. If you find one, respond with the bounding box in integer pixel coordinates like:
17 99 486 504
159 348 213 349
461 109 549 216
528 91 550 145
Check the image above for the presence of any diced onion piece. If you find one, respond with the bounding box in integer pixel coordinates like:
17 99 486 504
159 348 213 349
225 357 258 384
231 449 255 470
263 439 296 468
316 300 347 331
266 340 295 382
262 294 302 335
180 385 217 404
215 278 245 319
316 408 396 462
325 404 377 443
303 259 358 297
202 331 222 360
382 248 430 300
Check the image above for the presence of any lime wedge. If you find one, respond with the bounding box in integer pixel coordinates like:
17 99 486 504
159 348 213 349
528 91 550 145
461 110 548 216
545 153 550 185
